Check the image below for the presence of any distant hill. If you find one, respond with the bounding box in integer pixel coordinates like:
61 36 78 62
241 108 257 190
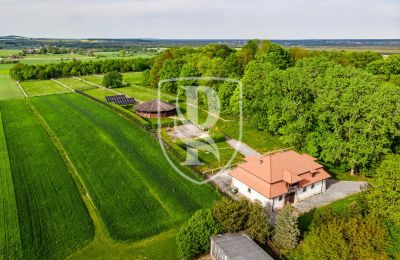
1 36 400 52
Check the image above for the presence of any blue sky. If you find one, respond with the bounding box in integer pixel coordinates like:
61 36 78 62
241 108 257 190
1 0 399 39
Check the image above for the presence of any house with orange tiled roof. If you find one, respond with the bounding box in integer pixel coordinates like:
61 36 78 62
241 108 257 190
229 150 331 209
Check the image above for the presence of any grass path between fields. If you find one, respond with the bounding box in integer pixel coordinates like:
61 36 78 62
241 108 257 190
28 100 179 259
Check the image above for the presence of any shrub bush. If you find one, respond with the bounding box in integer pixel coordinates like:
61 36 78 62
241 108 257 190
176 209 221 259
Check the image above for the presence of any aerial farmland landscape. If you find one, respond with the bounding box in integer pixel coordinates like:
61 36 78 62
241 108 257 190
1 0 400 260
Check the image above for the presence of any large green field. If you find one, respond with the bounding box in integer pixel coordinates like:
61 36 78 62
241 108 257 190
0 64 16 75
0 100 94 259
30 93 220 241
56 78 94 91
0 49 21 57
0 75 24 100
20 80 71 96
0 110 22 260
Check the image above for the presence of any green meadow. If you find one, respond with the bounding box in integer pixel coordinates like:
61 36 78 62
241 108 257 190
0 100 94 259
20 80 71 96
31 93 220 241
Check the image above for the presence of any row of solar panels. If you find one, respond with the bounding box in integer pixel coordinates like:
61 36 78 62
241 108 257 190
105 95 136 105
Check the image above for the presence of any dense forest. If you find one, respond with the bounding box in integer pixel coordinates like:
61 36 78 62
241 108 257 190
9 57 152 80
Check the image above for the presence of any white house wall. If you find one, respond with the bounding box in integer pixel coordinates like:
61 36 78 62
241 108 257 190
232 178 327 209
232 178 272 207
295 180 326 201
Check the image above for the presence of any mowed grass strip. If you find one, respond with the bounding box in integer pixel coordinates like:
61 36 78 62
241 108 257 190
0 110 22 260
0 75 24 100
19 80 70 97
81 75 103 86
31 93 220 241
0 100 94 259
56 78 95 91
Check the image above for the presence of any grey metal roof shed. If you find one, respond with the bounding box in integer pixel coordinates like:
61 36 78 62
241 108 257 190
210 233 274 260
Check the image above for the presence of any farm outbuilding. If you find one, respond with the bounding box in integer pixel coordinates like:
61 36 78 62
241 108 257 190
210 233 274 260
135 99 176 118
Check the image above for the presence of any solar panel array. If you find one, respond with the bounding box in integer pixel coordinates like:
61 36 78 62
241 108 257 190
105 95 136 105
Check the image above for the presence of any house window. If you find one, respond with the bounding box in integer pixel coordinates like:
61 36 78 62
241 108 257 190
311 184 315 189
247 188 251 193
303 187 307 192
278 196 283 201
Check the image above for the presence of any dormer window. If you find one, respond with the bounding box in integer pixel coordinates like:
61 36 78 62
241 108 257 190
311 170 317 177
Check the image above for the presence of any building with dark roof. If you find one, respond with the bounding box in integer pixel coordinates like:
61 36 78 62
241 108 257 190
135 99 176 118
210 233 274 260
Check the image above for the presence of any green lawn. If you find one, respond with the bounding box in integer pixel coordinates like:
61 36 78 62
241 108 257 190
56 78 95 91
118 86 167 102
20 80 70 96
0 100 94 259
81 75 103 85
82 74 174 102
0 75 24 100
123 71 143 85
0 110 22 260
213 119 286 154
196 141 244 172
0 49 21 57
83 87 116 100
31 93 220 242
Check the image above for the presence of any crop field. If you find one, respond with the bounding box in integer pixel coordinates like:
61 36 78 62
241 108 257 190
56 78 95 91
0 110 22 260
0 75 24 100
31 93 220 241
20 80 71 96
0 100 94 259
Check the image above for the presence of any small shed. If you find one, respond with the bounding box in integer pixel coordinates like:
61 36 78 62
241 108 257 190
210 233 274 260
135 99 176 118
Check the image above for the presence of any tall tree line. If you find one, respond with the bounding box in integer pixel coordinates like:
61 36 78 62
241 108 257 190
10 57 153 81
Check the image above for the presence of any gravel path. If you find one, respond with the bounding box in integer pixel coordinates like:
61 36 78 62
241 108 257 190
293 179 368 213
226 139 261 157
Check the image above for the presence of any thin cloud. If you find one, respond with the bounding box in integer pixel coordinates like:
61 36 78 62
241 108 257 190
0 0 399 38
